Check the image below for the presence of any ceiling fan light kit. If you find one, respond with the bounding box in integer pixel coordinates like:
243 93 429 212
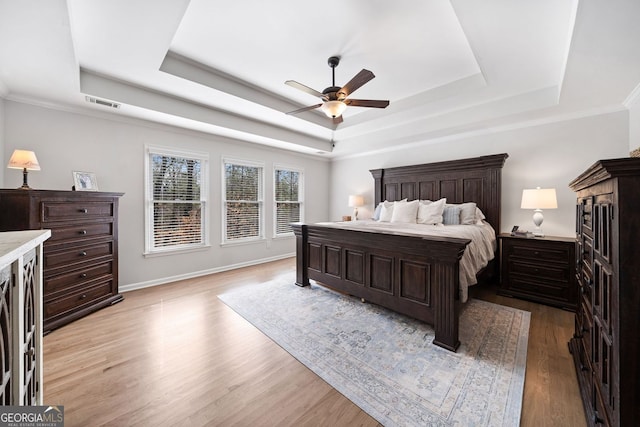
320 100 347 118
285 56 389 123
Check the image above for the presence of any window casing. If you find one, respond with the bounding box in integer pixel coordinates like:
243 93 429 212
144 145 209 254
223 158 264 243
274 166 303 236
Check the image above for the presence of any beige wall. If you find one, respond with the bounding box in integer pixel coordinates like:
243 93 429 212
330 110 630 238
2 100 331 288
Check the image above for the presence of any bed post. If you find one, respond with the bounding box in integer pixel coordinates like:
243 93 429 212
433 264 461 351
369 168 383 206
291 223 309 287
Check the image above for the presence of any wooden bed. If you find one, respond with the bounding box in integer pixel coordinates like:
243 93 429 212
291 153 508 351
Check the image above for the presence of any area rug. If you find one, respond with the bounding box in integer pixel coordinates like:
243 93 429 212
218 274 530 427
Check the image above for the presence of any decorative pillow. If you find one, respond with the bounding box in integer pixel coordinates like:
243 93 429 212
391 200 419 223
378 200 395 222
417 198 446 224
443 205 461 225
459 202 477 225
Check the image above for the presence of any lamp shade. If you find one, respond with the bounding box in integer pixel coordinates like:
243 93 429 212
521 188 557 209
320 100 347 118
348 195 364 207
7 149 41 171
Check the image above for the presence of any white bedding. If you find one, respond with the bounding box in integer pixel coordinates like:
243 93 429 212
315 220 497 302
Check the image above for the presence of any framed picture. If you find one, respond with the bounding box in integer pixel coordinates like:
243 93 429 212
72 171 99 191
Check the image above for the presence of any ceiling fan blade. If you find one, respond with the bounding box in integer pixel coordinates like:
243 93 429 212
285 104 323 115
285 80 325 99
332 115 343 125
338 69 375 98
344 99 390 108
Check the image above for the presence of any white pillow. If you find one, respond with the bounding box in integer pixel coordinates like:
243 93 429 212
391 200 419 223
459 202 477 225
417 198 446 224
475 207 486 224
378 200 395 222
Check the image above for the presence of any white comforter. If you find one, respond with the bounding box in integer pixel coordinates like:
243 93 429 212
315 220 497 302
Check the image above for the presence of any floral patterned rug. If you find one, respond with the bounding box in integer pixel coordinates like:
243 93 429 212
219 274 529 427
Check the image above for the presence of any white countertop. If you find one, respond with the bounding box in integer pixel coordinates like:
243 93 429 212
0 230 51 269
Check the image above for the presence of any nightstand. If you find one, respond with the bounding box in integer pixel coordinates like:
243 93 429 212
498 233 577 311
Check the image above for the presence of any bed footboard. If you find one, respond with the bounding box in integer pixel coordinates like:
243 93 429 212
291 223 470 352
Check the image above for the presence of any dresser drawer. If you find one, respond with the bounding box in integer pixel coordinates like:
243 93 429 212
44 241 113 270
41 200 115 222
507 243 571 265
44 279 114 320
44 260 114 298
46 222 114 244
508 260 570 282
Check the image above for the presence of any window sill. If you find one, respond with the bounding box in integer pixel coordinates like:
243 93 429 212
143 244 211 258
220 237 266 247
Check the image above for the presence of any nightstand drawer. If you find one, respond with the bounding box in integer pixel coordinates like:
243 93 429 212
506 277 573 302
508 260 570 282
507 243 571 265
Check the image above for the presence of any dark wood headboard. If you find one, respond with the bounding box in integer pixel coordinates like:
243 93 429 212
370 153 509 232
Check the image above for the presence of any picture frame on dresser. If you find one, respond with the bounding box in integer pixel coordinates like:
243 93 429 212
72 171 99 191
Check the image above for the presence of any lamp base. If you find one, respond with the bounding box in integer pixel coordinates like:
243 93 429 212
18 168 33 190
531 209 544 237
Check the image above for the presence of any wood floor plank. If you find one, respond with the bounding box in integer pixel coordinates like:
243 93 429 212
43 258 584 426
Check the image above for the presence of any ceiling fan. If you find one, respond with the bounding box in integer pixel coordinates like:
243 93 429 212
285 56 390 124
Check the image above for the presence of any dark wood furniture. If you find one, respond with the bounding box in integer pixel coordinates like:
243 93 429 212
498 234 577 311
568 157 640 427
0 190 124 333
292 153 508 352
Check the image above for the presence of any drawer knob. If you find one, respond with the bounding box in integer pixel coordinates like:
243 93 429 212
533 251 539 256
79 273 87 278
79 208 88 213
79 230 87 235
80 294 87 300
79 251 87 257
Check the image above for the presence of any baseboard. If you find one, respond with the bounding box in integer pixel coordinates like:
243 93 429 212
119 252 295 293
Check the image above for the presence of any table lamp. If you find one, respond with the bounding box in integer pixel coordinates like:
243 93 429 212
521 187 557 237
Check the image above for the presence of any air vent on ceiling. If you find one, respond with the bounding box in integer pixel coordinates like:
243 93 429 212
85 96 121 109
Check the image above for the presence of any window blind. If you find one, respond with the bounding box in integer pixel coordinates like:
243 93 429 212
224 162 263 241
274 168 302 234
151 154 204 248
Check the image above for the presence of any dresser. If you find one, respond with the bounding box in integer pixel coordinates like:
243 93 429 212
499 233 577 311
0 190 124 333
568 157 640 427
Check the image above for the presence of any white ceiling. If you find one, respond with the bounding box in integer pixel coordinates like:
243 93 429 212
1 0 639 158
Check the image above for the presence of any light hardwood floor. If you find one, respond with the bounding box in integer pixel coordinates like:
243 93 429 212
43 258 586 426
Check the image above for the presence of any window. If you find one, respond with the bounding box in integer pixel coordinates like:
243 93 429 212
274 166 303 236
144 146 208 254
223 158 264 243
